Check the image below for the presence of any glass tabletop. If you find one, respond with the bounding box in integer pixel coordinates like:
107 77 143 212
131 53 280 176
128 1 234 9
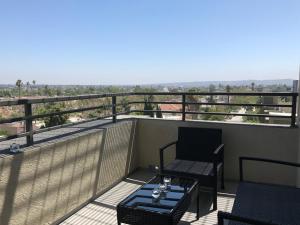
118 176 197 214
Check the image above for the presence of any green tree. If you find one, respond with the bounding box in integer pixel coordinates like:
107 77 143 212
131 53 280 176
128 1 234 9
143 95 154 117
43 85 54 96
201 107 227 121
242 96 265 123
26 81 30 95
120 97 130 112
37 103 69 128
133 85 143 92
0 129 8 136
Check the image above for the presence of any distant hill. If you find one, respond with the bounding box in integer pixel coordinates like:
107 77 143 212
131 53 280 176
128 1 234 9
144 79 294 88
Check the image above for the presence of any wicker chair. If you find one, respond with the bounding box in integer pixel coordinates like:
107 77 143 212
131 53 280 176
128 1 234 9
218 157 300 225
159 127 225 211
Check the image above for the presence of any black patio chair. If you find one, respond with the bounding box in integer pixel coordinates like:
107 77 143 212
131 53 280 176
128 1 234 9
159 127 224 211
218 157 300 225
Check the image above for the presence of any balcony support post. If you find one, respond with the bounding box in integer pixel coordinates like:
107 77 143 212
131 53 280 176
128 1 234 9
24 101 34 146
182 94 186 121
112 96 117 123
291 94 297 127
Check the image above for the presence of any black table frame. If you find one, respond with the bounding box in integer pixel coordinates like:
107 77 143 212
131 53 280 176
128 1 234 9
117 175 199 225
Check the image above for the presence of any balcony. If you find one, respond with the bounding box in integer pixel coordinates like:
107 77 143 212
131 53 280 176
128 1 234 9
0 92 299 225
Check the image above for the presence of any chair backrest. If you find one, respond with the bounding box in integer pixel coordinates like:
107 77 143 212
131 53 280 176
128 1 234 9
176 127 222 162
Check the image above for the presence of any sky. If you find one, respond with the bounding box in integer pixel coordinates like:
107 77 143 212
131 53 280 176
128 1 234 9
0 0 299 85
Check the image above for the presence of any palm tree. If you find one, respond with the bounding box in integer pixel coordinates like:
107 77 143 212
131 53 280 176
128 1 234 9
26 81 30 95
31 80 36 94
15 79 22 98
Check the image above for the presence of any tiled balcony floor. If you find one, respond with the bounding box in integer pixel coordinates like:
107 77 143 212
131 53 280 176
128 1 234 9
60 169 237 225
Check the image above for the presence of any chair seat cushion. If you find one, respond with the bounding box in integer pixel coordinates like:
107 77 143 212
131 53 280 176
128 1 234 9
229 182 300 225
164 159 221 177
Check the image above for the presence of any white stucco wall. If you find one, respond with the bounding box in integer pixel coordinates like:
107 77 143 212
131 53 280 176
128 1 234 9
135 118 299 186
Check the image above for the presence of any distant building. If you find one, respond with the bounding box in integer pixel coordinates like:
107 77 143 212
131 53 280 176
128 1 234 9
159 104 182 120
162 87 169 92
0 122 39 136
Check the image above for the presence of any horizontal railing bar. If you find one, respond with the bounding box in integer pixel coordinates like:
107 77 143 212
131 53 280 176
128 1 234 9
0 92 297 106
26 93 132 104
186 111 292 118
186 102 292 107
0 100 22 107
32 114 113 135
0 102 291 125
130 92 298 96
30 104 112 120
116 111 130 116
0 116 25 124
129 101 292 108
130 110 291 118
131 110 183 114
0 108 130 143
0 91 297 145
0 132 28 142
0 114 115 143
0 104 113 125
129 101 182 105
115 103 127 107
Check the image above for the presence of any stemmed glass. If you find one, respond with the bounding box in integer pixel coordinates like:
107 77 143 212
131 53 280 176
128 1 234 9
164 176 171 189
159 183 167 192
152 188 161 199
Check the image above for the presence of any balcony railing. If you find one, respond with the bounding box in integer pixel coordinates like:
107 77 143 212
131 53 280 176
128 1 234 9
0 92 298 146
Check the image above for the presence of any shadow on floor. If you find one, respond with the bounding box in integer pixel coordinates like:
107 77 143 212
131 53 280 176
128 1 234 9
60 169 236 225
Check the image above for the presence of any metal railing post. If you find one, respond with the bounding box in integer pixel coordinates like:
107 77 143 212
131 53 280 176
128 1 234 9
24 101 34 146
182 94 186 121
291 94 297 127
112 95 117 123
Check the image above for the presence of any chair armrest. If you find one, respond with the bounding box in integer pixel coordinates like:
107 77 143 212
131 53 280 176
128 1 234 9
239 156 300 182
213 144 224 162
214 143 225 155
218 211 281 225
159 141 177 172
160 141 178 152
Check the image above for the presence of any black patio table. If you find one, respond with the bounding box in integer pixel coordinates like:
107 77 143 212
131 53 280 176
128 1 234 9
117 175 199 225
